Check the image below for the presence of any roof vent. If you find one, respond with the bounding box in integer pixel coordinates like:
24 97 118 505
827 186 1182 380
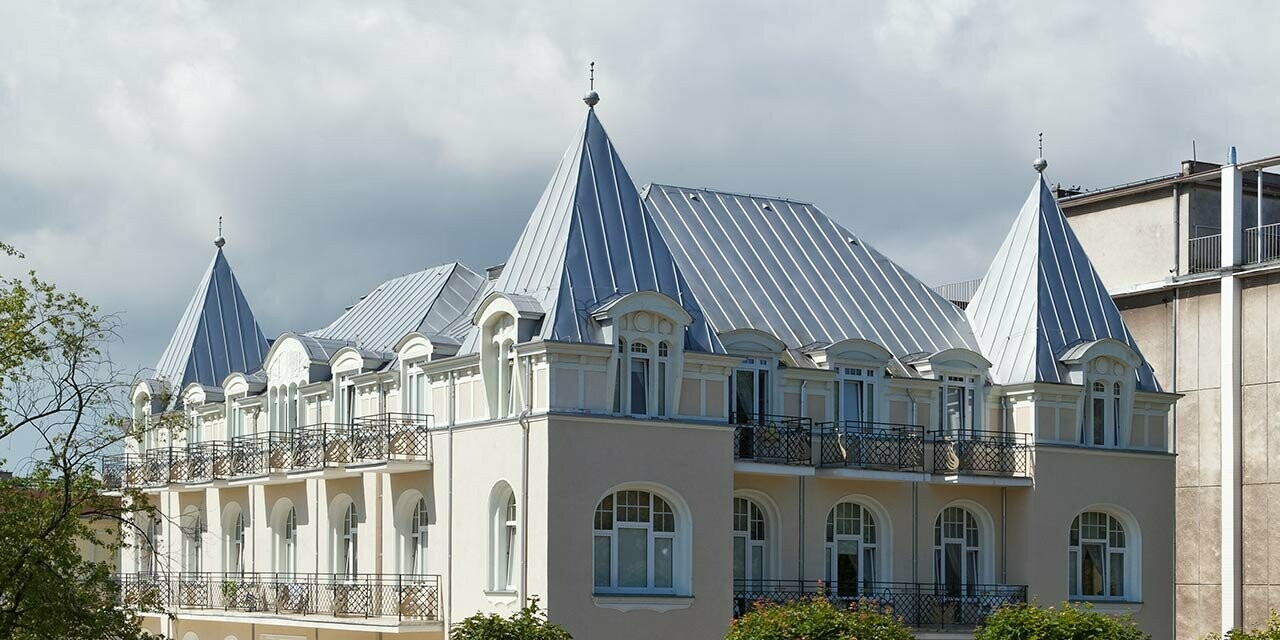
688 193 700 202
847 237 859 247
486 263 506 281
762 203 773 211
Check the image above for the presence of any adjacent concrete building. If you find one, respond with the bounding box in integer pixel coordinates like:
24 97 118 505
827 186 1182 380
1052 153 1280 639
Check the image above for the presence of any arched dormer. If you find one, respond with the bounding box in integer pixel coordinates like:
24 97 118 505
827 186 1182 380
908 348 992 435
592 292 692 418
475 292 543 421
813 338 893 368
812 339 894 425
130 379 167 452
1060 339 1141 448
395 332 459 417
719 328 786 421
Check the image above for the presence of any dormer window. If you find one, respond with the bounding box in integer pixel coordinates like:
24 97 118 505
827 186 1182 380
733 358 771 422
501 340 519 418
657 342 669 417
941 374 979 435
1086 378 1125 447
630 342 651 415
836 366 878 425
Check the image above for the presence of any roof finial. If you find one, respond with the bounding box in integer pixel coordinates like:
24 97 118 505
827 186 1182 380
214 216 226 248
583 61 600 108
1033 132 1048 174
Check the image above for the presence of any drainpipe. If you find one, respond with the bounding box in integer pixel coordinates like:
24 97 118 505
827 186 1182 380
1220 149 1244 633
1171 183 1180 635
446 371 456 632
1000 488 1007 585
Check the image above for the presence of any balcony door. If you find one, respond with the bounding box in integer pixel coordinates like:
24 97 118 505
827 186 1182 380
732 359 770 422
837 367 876 425
824 502 878 598
935 506 980 596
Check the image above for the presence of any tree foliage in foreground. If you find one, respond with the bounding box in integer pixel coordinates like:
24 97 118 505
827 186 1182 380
973 602 1149 640
1206 612 1280 639
0 245 164 640
451 598 573 640
726 597 915 640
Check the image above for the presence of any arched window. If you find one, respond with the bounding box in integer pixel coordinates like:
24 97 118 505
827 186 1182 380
825 501 878 596
276 506 297 575
733 497 767 587
593 489 678 593
406 498 429 575
935 506 980 596
491 483 518 591
225 508 246 574
337 503 358 578
138 513 162 574
1069 511 1128 599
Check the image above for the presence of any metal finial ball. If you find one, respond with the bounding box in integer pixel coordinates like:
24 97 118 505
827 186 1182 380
583 90 600 107
1033 157 1048 173
214 236 226 248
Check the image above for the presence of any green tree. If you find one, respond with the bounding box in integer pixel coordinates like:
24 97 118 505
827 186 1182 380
1207 612 1280 639
451 598 573 640
974 602 1149 640
0 246 165 640
726 597 915 640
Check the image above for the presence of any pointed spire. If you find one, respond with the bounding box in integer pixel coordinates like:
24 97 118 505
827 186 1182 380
1033 132 1048 173
492 106 717 351
965 175 1159 390
583 61 600 108
214 215 226 248
152 240 270 398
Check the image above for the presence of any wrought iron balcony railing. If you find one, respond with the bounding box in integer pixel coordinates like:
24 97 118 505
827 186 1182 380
291 423 357 469
116 571 440 622
226 431 294 477
101 454 145 490
352 413 433 462
731 413 813 466
140 447 187 486
929 430 1030 476
732 579 1027 630
186 441 239 483
818 421 925 471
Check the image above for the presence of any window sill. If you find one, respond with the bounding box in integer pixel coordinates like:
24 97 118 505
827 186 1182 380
592 594 694 613
1068 599 1143 614
484 590 519 605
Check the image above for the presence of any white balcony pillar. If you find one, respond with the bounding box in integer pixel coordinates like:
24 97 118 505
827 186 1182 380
1221 152 1244 633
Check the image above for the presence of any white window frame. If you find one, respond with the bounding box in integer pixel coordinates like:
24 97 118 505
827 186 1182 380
592 489 678 595
226 510 246 575
940 374 980 435
277 506 297 575
490 485 518 592
835 366 879 425
732 357 773 421
336 503 358 579
1069 511 1129 601
182 510 202 574
824 501 879 595
934 506 981 596
629 342 651 416
406 498 429 575
733 497 768 588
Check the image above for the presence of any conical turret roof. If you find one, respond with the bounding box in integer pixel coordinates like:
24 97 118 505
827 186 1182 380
966 175 1160 390
491 108 719 351
152 244 270 395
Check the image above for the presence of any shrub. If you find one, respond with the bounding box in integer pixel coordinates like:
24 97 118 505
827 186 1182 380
974 602 1149 640
1208 612 1280 639
451 598 572 640
726 597 915 640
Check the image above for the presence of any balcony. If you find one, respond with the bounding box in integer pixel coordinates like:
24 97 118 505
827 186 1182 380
1188 234 1221 274
818 422 924 471
732 579 1027 630
930 430 1030 477
100 413 433 489
1245 223 1280 265
732 413 813 466
117 572 440 623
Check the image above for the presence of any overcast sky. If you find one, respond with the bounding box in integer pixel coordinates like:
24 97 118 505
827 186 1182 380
1 1 1278 464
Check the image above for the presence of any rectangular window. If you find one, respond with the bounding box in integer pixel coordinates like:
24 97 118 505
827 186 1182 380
1092 398 1106 445
733 536 745 581
1081 543 1104 596
654 537 673 589
1109 552 1124 598
750 545 764 583
945 386 965 434
657 362 667 417
617 528 648 588
734 369 756 420
1069 549 1078 595
593 535 611 588
630 358 649 415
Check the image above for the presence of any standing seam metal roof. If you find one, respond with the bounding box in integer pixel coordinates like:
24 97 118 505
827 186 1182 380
641 184 980 357
152 248 269 395
965 177 1160 391
489 109 720 352
308 262 485 352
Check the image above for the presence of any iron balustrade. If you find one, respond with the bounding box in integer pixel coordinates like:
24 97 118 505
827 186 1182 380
141 447 187 486
731 413 813 465
1187 234 1221 274
818 421 924 470
115 572 440 622
186 441 239 483
732 579 1026 630
226 431 294 477
929 430 1030 476
351 413 433 462
292 423 356 469
101 454 145 490
1245 223 1280 265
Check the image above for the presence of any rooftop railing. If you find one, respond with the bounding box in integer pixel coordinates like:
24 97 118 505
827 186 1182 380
732 579 1026 630
1245 223 1280 265
117 571 440 622
731 412 813 465
929 430 1030 477
818 421 925 471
